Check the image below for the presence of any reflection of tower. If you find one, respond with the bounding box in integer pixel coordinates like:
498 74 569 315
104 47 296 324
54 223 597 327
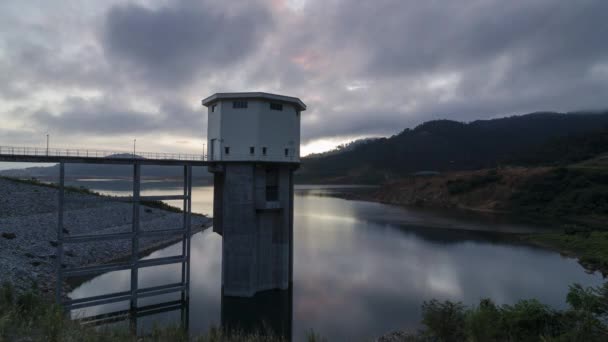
202 93 306 297
221 287 293 340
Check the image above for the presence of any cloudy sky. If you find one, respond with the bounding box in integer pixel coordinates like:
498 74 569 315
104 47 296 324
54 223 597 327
1 0 607 157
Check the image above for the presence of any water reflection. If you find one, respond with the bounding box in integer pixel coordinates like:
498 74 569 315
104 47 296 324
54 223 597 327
77 298 189 334
222 288 293 340
67 183 605 341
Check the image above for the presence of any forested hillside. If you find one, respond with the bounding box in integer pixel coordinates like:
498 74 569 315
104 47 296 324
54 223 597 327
298 111 608 183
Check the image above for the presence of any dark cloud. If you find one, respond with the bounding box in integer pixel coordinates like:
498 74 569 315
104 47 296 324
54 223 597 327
102 0 273 87
311 1 608 78
1 0 608 152
276 0 608 142
30 96 204 137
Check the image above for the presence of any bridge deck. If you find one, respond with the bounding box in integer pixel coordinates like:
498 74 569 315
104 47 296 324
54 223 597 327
0 145 208 166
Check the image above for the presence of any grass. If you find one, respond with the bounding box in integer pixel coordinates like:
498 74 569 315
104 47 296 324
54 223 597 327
7 279 603 342
419 282 608 341
521 230 608 276
2 280 607 341
0 282 310 341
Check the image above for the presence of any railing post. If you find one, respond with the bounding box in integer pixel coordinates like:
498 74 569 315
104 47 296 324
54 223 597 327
181 165 188 302
130 163 141 311
56 162 65 304
186 165 192 297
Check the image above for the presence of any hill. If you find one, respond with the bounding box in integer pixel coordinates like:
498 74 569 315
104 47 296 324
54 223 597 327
297 111 608 183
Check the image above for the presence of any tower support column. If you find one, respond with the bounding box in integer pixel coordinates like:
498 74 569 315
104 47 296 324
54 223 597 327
213 163 294 297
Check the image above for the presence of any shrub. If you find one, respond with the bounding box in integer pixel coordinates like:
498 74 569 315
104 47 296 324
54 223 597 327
446 170 502 195
420 283 608 341
499 299 556 341
421 299 466 341
465 298 502 341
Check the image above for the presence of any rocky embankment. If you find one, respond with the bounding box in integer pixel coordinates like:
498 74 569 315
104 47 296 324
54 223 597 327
0 178 211 295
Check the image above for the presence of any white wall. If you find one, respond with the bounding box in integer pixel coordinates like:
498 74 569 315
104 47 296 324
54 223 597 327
207 101 223 160
207 99 300 163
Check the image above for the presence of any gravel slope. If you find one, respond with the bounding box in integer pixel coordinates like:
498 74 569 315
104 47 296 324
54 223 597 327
0 178 211 295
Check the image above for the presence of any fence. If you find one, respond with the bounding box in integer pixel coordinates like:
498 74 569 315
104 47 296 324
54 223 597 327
0 145 205 161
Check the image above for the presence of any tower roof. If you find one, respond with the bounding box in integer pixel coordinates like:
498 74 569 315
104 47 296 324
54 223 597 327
201 92 306 111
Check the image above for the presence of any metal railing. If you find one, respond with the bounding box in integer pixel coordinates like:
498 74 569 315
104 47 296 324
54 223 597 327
207 152 299 162
0 145 205 161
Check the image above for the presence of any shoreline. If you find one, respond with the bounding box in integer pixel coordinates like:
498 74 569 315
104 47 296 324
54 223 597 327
331 186 608 277
0 177 213 297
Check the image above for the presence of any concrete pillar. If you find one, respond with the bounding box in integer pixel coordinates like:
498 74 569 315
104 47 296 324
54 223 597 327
212 163 294 297
221 287 292 339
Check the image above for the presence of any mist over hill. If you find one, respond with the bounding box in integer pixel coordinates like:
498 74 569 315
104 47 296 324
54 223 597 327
297 111 608 184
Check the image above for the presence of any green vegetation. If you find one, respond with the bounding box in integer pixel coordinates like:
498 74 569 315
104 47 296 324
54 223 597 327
446 169 502 195
514 127 608 166
420 282 608 341
510 167 608 221
3 281 606 341
0 282 130 341
0 282 295 341
298 111 608 184
522 230 608 275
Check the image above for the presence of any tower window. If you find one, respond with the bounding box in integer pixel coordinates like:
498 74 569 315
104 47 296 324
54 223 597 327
284 148 289 156
233 101 248 109
250 146 255 155
262 147 267 155
224 147 230 155
270 103 283 111
211 104 216 112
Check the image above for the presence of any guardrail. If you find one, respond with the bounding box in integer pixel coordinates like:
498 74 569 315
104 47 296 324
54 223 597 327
0 145 206 161
206 152 299 162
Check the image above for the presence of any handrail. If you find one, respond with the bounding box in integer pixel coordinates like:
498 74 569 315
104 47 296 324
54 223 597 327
0 145 206 161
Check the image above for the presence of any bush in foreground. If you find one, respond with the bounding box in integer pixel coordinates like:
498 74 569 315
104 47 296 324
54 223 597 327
2 281 607 341
0 282 321 342
421 282 608 341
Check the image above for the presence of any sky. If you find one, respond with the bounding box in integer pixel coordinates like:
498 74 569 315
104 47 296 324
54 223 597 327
1 0 607 158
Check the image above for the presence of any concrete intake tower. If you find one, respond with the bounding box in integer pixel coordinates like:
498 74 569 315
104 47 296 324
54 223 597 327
202 92 306 297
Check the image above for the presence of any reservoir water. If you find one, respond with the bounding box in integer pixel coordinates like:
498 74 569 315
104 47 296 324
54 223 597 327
67 179 605 341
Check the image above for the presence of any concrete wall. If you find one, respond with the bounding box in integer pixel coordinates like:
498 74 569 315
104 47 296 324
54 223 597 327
207 99 300 163
212 163 294 297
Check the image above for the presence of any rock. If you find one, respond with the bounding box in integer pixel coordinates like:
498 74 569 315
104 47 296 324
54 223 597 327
0 177 212 297
2 232 16 239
